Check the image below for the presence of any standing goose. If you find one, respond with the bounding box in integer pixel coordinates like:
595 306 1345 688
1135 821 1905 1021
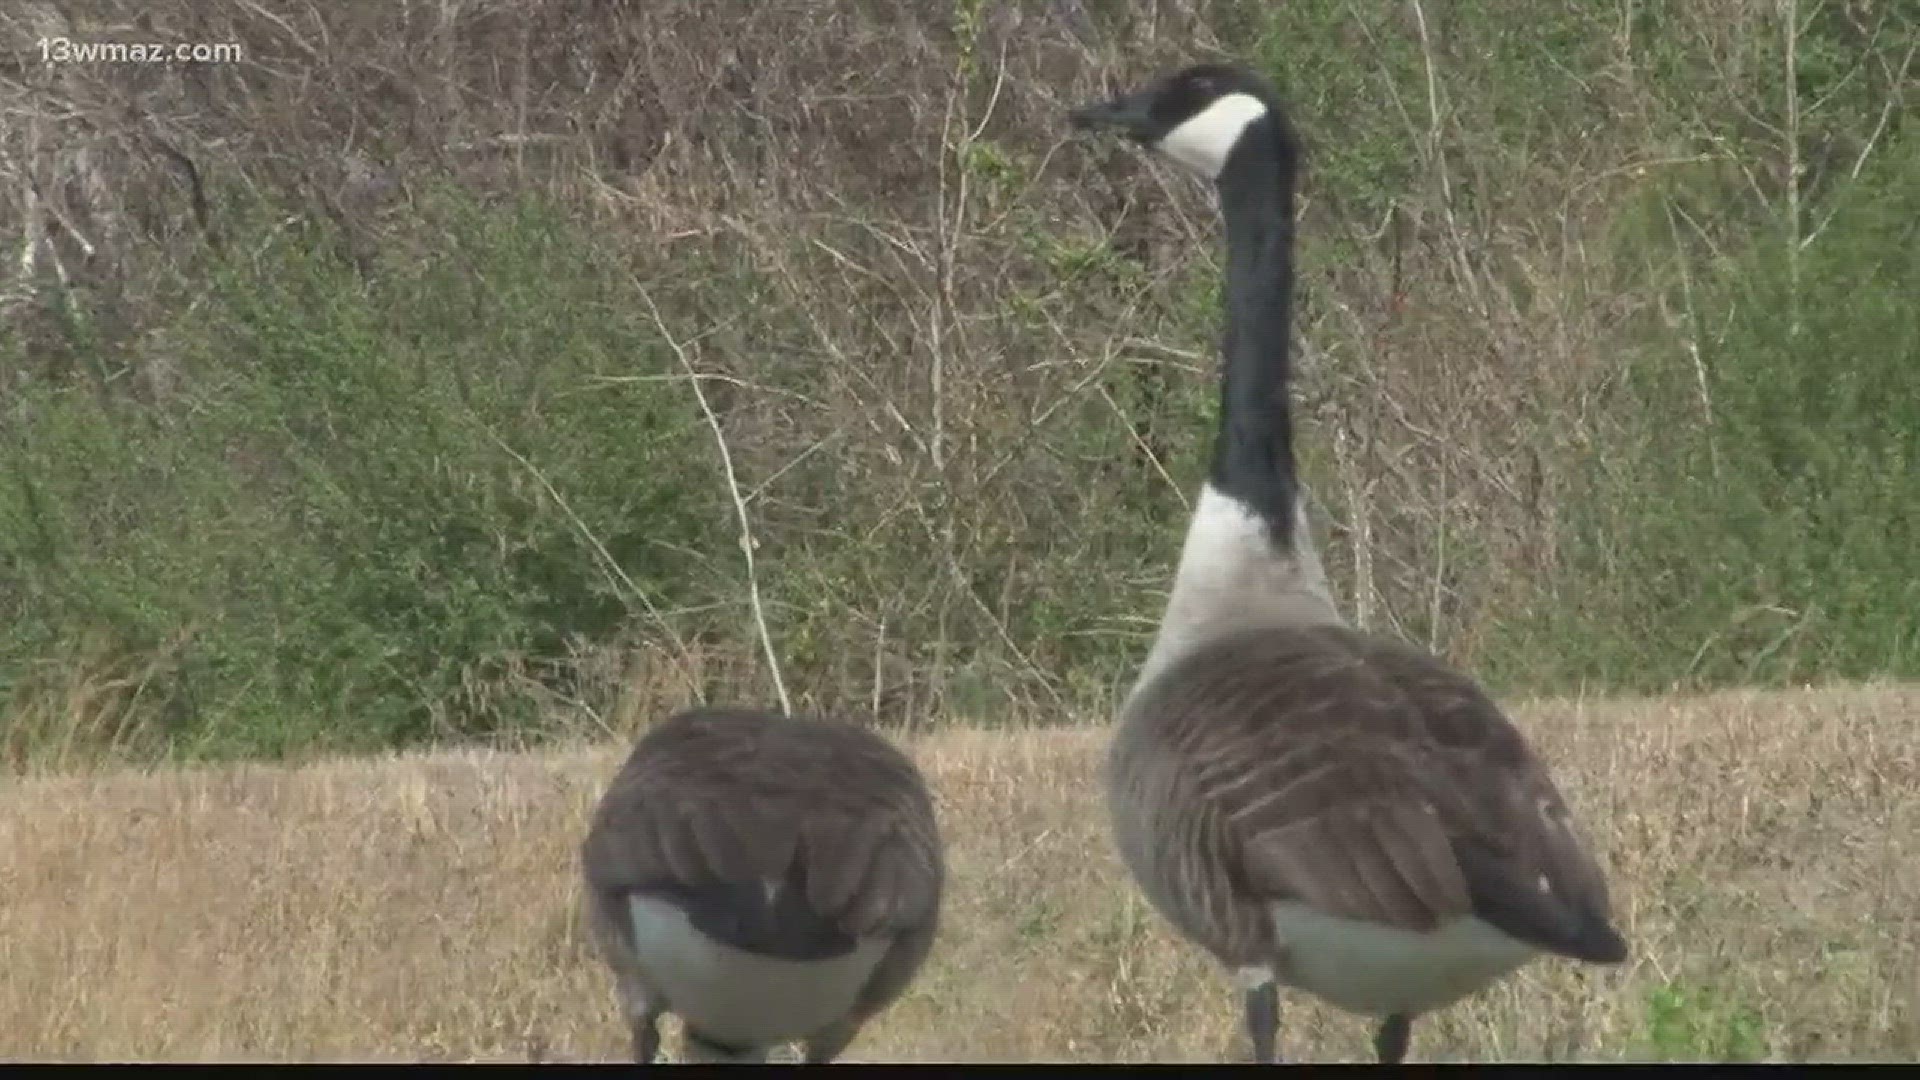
580 705 944 1063
1069 64 1628 1064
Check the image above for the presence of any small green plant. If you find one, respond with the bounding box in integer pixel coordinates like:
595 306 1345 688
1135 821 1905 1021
1642 979 1771 1061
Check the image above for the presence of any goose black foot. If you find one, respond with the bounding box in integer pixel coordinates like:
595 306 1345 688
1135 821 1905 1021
803 1018 859 1064
629 1011 661 1063
1374 1013 1412 1064
1245 980 1281 1063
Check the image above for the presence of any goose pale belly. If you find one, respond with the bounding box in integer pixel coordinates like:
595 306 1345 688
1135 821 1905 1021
1267 902 1536 1015
625 895 889 1045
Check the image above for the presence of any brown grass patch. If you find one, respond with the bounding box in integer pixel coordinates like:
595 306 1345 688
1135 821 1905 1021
2 685 1916 1062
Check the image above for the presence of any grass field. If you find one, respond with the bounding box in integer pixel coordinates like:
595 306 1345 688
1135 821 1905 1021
2 685 1916 1063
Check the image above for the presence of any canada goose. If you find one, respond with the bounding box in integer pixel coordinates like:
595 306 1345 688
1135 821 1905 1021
1069 65 1628 1064
580 705 944 1063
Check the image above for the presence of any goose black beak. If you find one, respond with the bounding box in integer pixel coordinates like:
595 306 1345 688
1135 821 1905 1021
1069 91 1154 141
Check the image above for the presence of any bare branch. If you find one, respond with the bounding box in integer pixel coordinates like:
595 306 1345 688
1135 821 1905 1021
1782 0 1804 340
633 282 792 717
1408 0 1490 322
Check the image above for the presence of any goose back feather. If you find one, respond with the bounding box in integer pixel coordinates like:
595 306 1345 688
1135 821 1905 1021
581 706 943 1061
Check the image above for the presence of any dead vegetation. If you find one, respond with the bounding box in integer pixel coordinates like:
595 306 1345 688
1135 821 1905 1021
1 685 1914 1062
11 0 1864 741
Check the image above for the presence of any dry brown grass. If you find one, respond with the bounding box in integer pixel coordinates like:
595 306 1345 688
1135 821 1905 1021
2 684 1917 1063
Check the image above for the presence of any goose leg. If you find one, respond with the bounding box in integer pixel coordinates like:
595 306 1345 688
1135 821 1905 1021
1245 980 1281 1063
1374 1013 1412 1064
627 1007 662 1063
615 979 663 1063
802 1019 861 1064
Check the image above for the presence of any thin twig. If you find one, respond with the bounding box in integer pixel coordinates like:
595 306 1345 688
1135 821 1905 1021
1096 383 1189 508
479 425 693 668
1408 0 1490 322
1781 0 1804 340
1803 36 1917 249
634 282 792 716
743 435 837 508
584 370 826 410
1663 200 1719 479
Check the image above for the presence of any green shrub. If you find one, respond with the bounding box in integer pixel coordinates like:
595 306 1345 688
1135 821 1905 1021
2 190 720 755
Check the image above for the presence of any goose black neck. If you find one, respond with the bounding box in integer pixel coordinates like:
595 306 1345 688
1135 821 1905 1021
1209 113 1301 550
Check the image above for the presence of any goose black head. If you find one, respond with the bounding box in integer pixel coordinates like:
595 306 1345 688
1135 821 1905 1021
1069 63 1284 181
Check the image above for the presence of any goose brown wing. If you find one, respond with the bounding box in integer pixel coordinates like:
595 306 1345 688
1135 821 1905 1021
582 710 942 944
803 800 946 1024
581 781 794 896
1358 635 1627 961
581 712 797 899
798 796 944 937
1172 629 1625 960
1221 731 1475 932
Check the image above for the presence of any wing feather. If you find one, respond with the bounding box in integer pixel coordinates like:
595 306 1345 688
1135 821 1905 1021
654 808 715 885
1133 625 1622 959
687 804 759 883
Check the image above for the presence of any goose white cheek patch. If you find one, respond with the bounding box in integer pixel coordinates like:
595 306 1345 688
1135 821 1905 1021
1156 92 1269 179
